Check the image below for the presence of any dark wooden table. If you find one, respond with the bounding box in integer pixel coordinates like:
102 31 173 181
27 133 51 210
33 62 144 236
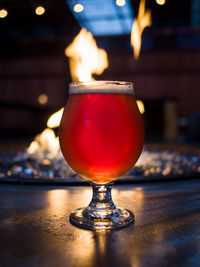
0 179 200 267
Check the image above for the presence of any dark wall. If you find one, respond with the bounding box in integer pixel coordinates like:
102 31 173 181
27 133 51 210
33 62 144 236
0 48 199 140
0 55 69 138
104 49 200 117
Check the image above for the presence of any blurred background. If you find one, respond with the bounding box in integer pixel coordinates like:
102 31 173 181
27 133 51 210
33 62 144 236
0 0 200 146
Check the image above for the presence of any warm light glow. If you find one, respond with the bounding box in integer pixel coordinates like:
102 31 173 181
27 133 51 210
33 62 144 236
0 9 8 18
116 0 126 7
47 190 69 216
27 128 59 157
29 28 109 158
65 28 108 81
37 129 59 154
113 187 144 225
38 94 48 105
131 0 151 59
156 0 165 5
27 141 39 154
74 3 84 13
136 100 145 114
35 6 45 15
67 220 95 265
47 108 64 128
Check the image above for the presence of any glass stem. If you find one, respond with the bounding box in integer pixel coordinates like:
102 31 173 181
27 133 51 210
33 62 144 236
84 183 119 220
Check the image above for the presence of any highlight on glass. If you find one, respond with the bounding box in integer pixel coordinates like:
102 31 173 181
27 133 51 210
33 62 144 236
59 81 144 230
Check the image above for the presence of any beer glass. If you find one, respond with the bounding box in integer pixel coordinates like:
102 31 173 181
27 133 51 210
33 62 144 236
59 81 144 230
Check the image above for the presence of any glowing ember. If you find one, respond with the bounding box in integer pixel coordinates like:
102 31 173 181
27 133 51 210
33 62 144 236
131 0 151 59
64 28 108 81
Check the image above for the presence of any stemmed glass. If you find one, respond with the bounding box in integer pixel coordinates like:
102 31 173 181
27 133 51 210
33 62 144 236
59 81 144 230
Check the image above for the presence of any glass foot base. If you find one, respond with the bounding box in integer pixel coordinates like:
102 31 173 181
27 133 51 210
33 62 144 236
70 207 134 230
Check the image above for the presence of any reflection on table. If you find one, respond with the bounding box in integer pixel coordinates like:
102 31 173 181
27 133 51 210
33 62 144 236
0 179 200 267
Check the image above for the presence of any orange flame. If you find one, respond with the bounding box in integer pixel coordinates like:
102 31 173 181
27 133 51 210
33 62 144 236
131 0 151 59
28 128 59 158
28 29 109 156
65 28 108 81
136 100 145 114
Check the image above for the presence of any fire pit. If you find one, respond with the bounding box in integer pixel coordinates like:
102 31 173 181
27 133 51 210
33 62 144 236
0 25 199 185
0 144 199 184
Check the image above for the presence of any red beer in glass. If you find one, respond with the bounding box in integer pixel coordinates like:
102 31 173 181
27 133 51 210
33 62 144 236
59 81 144 230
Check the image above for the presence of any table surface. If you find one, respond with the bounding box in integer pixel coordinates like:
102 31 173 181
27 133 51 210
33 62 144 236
0 179 200 267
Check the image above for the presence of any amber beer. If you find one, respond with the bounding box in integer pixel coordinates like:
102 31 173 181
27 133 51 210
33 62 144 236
59 81 144 184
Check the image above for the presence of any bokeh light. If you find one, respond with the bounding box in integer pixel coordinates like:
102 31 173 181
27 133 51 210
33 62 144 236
0 9 8 18
35 6 45 16
156 0 166 5
38 94 48 105
116 0 126 7
74 3 84 13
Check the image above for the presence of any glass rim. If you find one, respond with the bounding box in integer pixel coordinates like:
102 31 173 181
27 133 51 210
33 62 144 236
69 80 134 95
